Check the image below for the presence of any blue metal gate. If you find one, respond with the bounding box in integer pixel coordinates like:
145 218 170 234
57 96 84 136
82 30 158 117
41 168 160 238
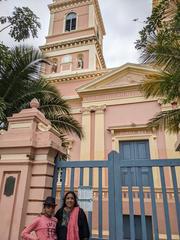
52 151 180 240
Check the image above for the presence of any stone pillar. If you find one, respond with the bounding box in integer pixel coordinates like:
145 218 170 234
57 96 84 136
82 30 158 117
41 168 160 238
80 107 91 160
94 105 106 187
80 108 91 185
94 105 106 160
0 99 64 240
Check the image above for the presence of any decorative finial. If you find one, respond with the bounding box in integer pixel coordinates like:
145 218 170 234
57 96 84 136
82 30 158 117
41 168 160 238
30 98 40 109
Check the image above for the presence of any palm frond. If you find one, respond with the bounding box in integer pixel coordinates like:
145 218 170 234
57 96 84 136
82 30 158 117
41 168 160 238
49 114 84 139
0 45 83 140
137 0 180 134
148 108 180 133
141 70 180 103
164 0 179 22
0 46 47 100
11 79 70 115
140 31 180 72
0 97 6 122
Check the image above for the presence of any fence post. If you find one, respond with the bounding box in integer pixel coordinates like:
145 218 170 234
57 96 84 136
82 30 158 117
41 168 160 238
52 155 59 199
114 151 123 240
108 151 116 240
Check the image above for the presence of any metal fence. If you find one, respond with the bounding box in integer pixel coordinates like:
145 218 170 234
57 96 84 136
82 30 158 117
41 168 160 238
52 151 180 240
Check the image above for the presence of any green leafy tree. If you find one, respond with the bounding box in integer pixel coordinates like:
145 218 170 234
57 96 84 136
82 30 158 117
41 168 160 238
0 5 83 148
0 7 41 42
135 0 180 132
0 46 83 142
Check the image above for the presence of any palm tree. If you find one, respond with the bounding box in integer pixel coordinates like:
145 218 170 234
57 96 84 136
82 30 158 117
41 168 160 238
136 0 180 133
0 45 83 141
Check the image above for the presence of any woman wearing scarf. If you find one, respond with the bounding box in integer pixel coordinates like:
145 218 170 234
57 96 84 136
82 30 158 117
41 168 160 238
55 191 90 240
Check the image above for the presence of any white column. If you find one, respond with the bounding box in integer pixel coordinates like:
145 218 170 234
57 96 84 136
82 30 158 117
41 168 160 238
80 108 91 160
88 45 96 71
94 105 106 160
88 5 95 28
94 105 106 187
80 108 91 186
48 13 54 36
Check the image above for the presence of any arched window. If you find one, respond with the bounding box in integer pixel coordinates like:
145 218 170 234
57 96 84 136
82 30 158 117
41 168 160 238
65 12 77 32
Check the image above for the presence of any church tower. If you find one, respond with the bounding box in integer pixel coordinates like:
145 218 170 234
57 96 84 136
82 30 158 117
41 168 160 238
41 0 106 77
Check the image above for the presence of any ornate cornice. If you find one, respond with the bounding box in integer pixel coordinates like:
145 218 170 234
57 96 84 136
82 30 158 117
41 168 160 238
108 124 149 131
94 104 106 113
82 88 142 101
40 36 106 68
40 36 96 52
81 104 106 114
44 69 108 83
49 0 92 12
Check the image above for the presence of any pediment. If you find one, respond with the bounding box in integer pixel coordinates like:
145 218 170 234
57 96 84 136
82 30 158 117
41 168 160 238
77 63 159 93
100 72 145 88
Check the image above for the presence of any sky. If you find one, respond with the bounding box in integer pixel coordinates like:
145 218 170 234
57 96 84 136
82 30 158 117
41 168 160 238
0 0 152 68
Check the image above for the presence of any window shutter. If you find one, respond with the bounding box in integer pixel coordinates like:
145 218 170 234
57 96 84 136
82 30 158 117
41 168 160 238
65 19 71 31
71 18 76 30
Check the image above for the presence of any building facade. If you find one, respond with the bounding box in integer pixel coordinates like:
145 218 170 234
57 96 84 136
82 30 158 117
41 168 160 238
41 0 179 163
40 0 180 239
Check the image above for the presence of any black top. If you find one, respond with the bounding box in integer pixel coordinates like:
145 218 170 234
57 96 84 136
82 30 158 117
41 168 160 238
55 207 90 240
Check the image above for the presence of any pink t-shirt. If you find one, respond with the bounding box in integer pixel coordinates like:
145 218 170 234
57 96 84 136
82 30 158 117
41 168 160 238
21 215 57 240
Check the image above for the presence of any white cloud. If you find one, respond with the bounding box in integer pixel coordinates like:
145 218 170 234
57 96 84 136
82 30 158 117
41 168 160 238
99 0 152 67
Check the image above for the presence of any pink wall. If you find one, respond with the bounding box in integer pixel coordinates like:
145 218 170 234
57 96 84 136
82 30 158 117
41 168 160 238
51 5 89 38
156 129 167 159
61 97 167 161
0 170 28 240
104 101 164 158
105 101 161 127
54 78 93 97
46 28 95 43
68 98 82 109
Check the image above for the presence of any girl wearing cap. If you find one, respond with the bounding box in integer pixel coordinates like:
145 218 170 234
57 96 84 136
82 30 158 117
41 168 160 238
55 191 90 240
21 196 57 240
